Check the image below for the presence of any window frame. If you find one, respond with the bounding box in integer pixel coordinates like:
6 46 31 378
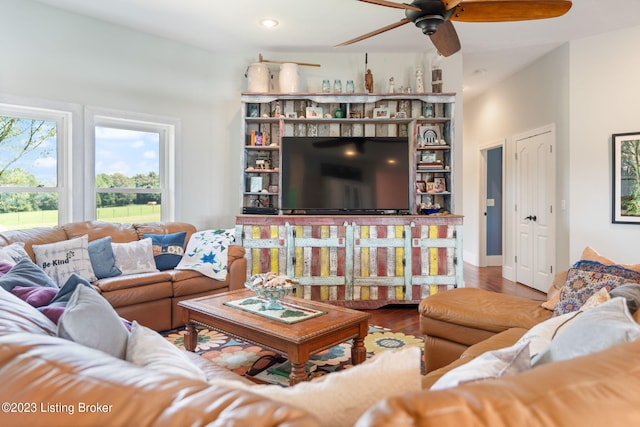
84 107 178 222
0 96 77 226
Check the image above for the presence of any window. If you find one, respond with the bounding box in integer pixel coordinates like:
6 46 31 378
0 103 71 230
86 109 176 224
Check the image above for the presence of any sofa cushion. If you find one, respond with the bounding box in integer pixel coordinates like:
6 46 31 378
144 231 186 271
0 287 57 336
535 297 640 366
88 236 122 279
609 283 640 313
0 258 58 292
32 235 97 285
111 238 158 276
209 347 421 427
57 284 129 359
126 320 206 381
0 242 30 266
553 260 640 316
176 229 235 280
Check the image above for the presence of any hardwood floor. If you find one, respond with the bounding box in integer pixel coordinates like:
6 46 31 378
364 262 546 337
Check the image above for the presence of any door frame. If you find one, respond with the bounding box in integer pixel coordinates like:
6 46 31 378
479 139 505 267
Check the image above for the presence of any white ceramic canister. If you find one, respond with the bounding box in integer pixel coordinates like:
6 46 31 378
247 62 270 93
279 63 300 93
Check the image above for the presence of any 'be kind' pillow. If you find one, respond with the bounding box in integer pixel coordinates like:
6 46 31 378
33 235 97 286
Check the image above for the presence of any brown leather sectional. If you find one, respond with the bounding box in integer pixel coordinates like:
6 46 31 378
0 221 247 331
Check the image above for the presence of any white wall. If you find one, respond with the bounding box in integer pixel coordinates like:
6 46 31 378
465 24 640 273
1 0 463 230
463 46 570 273
569 25 640 264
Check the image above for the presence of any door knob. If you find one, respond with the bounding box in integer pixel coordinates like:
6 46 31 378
524 215 537 221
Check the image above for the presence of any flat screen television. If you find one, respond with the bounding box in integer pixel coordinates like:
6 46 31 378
281 136 410 213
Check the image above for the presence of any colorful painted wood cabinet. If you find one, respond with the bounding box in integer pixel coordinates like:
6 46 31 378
235 215 463 308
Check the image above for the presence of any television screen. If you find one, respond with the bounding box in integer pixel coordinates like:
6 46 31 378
281 136 410 213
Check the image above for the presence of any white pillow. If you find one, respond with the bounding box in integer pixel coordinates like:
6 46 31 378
534 297 640 366
32 235 97 285
430 341 531 391
176 229 235 280
57 284 129 359
208 347 421 427
126 321 206 382
517 287 611 364
0 242 30 266
111 238 158 275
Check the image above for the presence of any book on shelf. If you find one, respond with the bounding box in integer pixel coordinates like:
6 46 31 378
417 161 444 169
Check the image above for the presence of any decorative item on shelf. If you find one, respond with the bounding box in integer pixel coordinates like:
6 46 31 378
333 79 342 93
388 77 395 93
418 124 440 146
426 182 436 193
416 180 427 193
349 110 362 118
365 69 374 93
398 100 409 116
416 67 425 92
434 177 446 193
334 107 345 118
346 79 355 93
285 112 297 118
272 101 281 118
268 185 279 193
248 104 259 117
305 106 323 119
245 272 298 311
249 176 263 193
431 66 443 93
322 79 331 93
246 62 271 93
424 103 434 118
373 106 390 118
279 63 300 93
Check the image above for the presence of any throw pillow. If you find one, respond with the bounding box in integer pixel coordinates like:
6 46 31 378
0 258 58 292
534 297 640 366
10 286 58 307
47 273 93 307
32 235 97 285
207 347 421 427
126 321 206 382
175 229 235 280
0 262 12 276
111 238 157 276
143 232 186 271
88 236 121 279
430 341 531 391
553 260 640 316
0 242 30 266
609 283 640 314
57 284 129 359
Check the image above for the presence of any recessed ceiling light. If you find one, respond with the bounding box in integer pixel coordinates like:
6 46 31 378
260 18 279 29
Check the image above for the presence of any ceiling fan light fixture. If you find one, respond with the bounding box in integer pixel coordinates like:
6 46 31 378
414 15 444 35
259 18 279 29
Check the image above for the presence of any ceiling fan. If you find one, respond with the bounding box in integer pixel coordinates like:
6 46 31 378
335 0 573 57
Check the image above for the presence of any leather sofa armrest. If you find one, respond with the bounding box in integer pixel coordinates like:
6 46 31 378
228 246 247 291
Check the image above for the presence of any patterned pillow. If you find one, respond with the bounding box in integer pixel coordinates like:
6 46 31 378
175 229 235 280
553 260 640 316
0 242 30 266
144 232 186 271
111 238 158 276
32 235 97 286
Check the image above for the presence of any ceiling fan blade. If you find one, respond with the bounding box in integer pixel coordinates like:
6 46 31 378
440 0 463 11
334 18 411 47
429 20 461 57
358 0 422 12
450 0 572 22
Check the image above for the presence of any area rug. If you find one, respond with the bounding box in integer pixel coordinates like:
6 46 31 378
164 325 424 385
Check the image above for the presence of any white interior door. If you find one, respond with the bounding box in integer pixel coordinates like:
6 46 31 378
515 127 555 293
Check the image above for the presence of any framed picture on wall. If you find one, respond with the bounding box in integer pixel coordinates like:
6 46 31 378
612 132 640 223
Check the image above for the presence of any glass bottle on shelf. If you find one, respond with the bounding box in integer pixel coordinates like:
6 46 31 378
346 80 355 93
333 79 342 93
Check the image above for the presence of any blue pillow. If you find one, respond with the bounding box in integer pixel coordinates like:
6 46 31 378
144 232 187 271
47 273 93 307
0 258 58 291
88 236 122 279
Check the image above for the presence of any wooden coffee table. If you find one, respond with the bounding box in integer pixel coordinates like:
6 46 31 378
178 289 371 385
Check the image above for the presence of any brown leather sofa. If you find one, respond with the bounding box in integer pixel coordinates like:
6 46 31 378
0 221 247 331
0 280 318 427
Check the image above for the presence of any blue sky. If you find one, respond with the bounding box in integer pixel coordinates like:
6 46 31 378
3 123 159 185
